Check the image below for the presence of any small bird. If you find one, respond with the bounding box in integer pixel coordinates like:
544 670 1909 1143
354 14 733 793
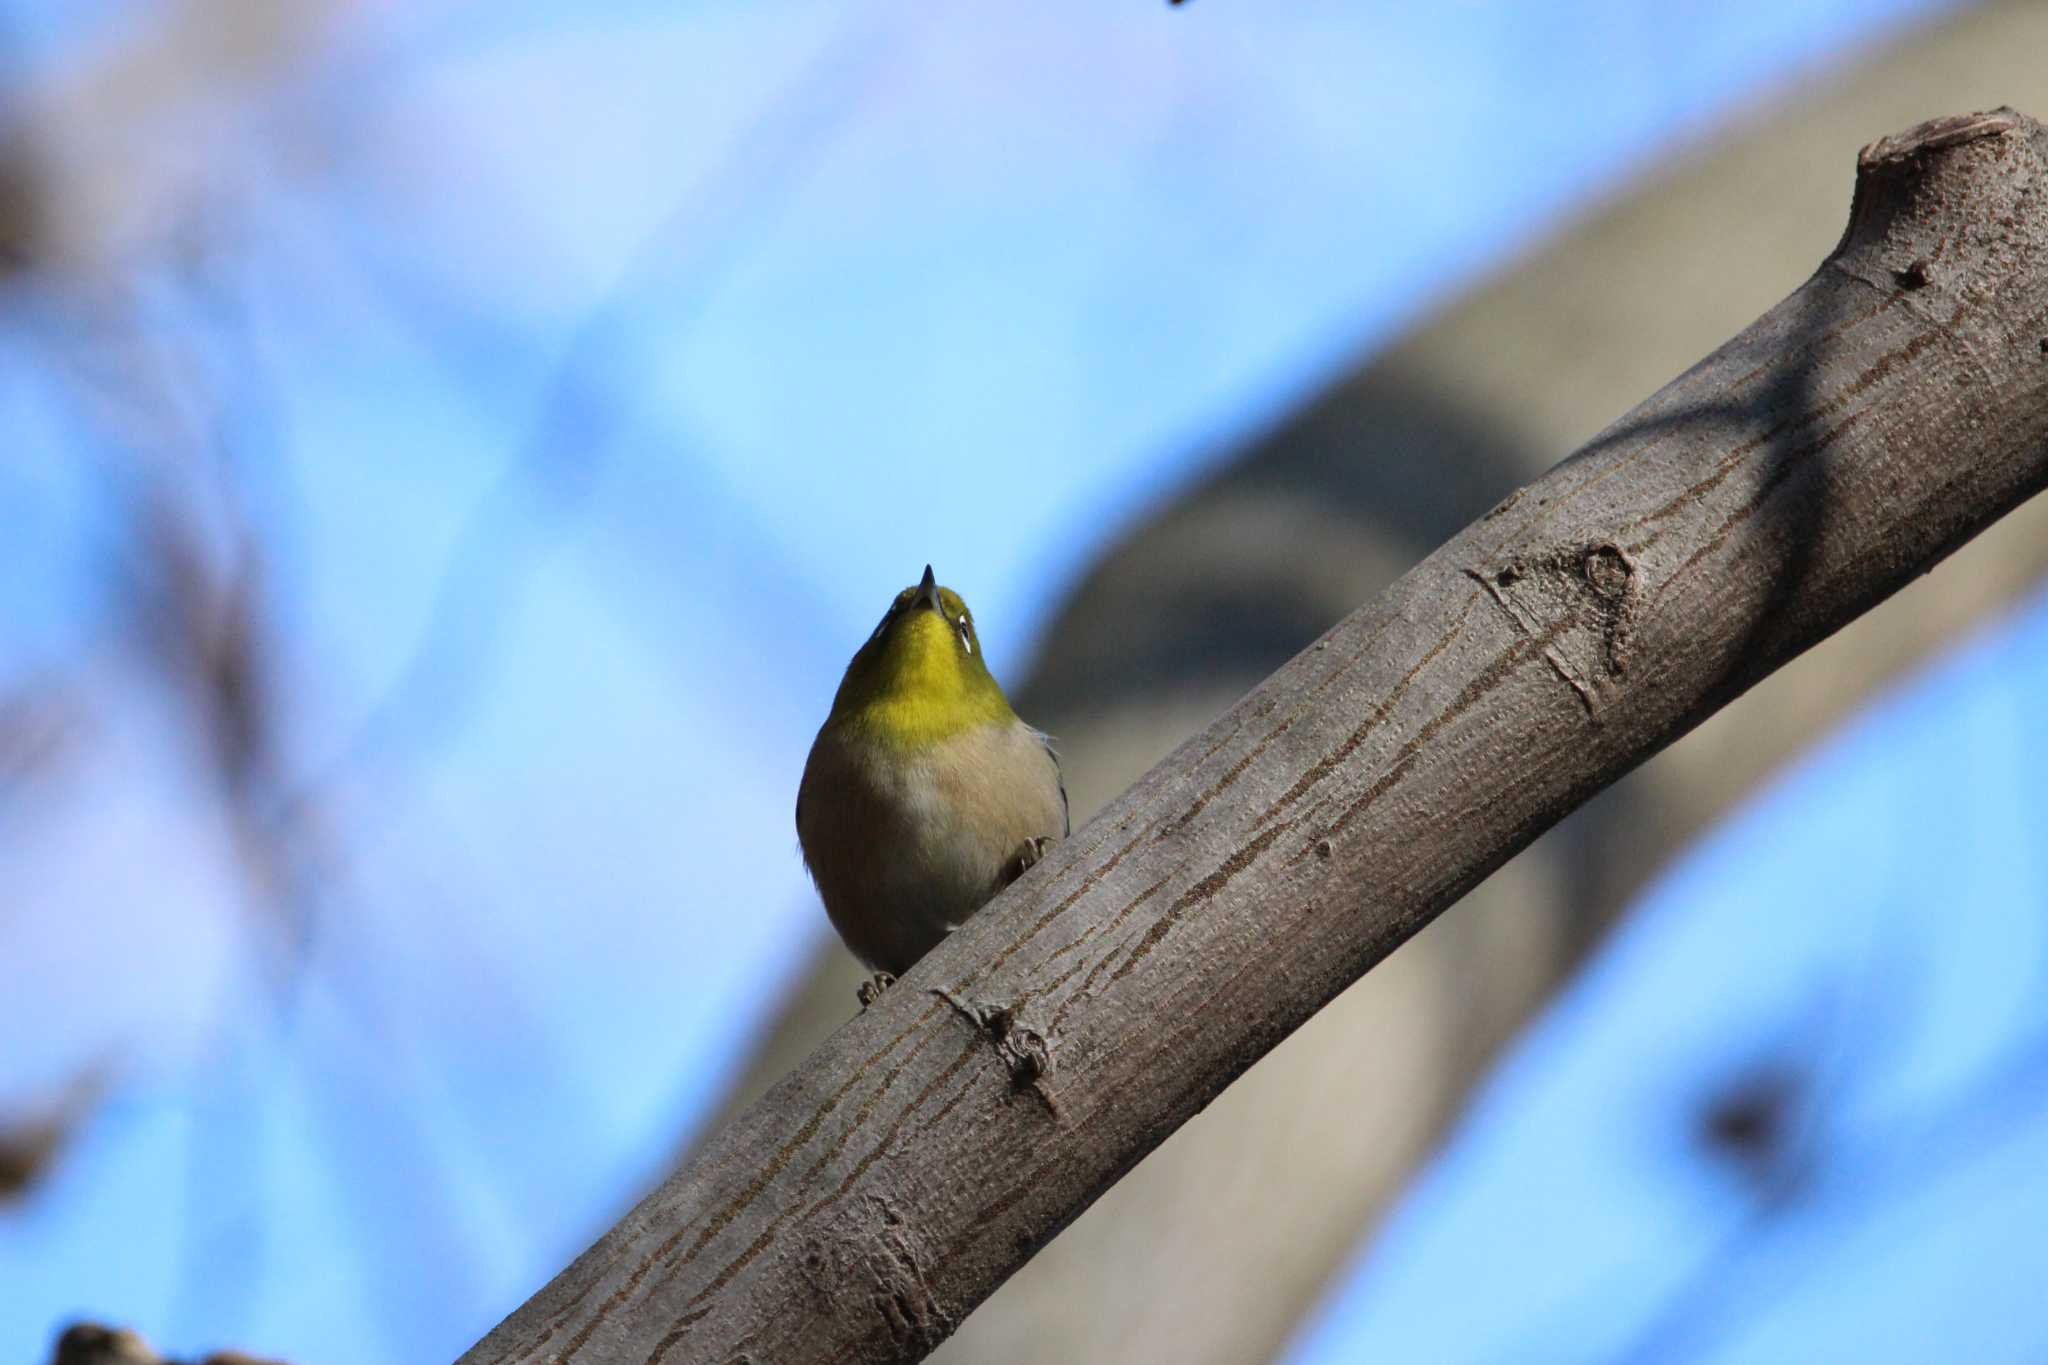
798 566 1068 1005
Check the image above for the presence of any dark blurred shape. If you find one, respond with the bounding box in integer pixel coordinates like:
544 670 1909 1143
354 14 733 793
50 1323 288 1365
0 14 47 277
0 1109 71 1203
0 1073 105 1205
0 123 47 276
128 493 273 806
52 1324 159 1365
113 478 319 982
1699 1064 1812 1203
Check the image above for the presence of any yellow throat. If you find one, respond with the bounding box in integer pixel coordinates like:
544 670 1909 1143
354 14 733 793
827 571 1016 750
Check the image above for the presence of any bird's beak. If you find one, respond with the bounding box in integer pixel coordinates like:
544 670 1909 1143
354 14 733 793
913 564 942 613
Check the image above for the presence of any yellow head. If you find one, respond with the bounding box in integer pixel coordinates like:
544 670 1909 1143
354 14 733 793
827 566 1016 748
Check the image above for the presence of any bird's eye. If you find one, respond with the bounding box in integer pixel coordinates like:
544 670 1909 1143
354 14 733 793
957 619 973 654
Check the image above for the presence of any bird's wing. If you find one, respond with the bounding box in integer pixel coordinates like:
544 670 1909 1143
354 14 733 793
1037 729 1070 837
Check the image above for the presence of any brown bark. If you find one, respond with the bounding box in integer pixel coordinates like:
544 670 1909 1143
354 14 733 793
462 109 2048 1365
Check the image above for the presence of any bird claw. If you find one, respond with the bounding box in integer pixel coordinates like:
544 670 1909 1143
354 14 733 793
857 972 897 1008
1005 836 1053 886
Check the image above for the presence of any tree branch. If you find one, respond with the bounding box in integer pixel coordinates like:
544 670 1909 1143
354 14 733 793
461 108 2048 1365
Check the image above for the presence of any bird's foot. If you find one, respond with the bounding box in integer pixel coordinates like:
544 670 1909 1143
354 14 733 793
857 972 897 1009
1004 835 1053 886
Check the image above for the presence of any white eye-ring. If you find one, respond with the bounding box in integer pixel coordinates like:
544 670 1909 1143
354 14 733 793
958 619 973 654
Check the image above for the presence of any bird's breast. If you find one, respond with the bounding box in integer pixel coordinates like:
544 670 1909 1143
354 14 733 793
798 718 1064 974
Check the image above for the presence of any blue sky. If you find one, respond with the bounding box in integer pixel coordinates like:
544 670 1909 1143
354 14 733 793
2 1 2017 1361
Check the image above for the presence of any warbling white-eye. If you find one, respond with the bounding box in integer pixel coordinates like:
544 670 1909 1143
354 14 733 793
797 566 1068 1005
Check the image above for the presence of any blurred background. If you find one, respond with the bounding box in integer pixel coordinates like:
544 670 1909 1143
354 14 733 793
4 1 2047 1362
